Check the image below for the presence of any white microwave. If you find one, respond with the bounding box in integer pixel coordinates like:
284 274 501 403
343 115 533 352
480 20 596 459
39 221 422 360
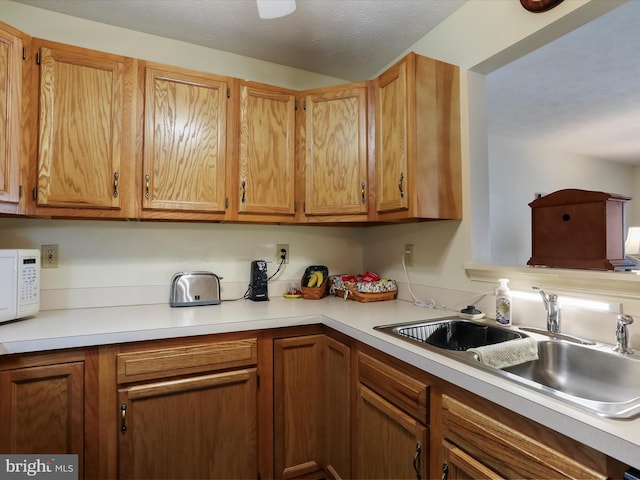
0 249 40 323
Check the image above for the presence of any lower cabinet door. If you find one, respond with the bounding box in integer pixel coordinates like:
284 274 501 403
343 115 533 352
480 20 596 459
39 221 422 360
354 384 428 480
118 368 257 479
442 440 504 480
0 362 85 475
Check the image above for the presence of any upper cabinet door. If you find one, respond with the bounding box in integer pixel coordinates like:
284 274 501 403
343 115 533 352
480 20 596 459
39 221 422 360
0 24 24 214
142 65 228 217
302 83 369 220
375 53 462 221
236 81 296 219
36 43 128 213
375 59 410 214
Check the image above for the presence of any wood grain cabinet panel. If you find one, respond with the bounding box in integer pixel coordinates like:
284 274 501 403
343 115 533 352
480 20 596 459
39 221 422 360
34 41 135 217
118 368 258 479
273 333 351 480
374 52 462 221
141 64 229 219
354 384 428 480
441 440 503 480
0 23 24 214
234 80 296 221
300 83 369 222
441 394 618 479
116 338 257 383
0 361 85 476
274 335 325 479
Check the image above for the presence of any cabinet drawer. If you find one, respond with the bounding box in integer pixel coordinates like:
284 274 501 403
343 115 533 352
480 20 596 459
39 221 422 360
442 394 609 479
117 338 257 384
357 351 429 423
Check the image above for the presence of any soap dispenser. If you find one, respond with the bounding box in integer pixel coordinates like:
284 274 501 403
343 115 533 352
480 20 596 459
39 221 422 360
495 278 512 326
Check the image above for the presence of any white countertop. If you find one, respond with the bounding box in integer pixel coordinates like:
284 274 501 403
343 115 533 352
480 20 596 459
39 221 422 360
1 296 639 468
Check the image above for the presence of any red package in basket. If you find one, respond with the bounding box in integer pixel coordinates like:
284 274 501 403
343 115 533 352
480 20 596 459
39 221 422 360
341 275 358 283
360 271 380 282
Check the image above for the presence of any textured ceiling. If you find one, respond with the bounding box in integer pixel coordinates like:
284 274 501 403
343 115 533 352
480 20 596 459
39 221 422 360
8 0 465 81
487 1 640 164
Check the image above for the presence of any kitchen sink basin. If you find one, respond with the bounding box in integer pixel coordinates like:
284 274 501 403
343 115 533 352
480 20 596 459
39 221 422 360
375 317 640 418
374 318 524 351
502 340 640 418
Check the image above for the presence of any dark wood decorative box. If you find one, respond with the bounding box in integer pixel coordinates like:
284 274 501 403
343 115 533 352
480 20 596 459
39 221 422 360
527 189 634 271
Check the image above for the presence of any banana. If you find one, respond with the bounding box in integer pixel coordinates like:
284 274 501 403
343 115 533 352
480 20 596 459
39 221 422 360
306 271 324 288
307 271 319 287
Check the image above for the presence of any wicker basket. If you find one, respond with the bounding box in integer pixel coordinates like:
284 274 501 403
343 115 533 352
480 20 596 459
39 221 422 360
329 275 398 303
300 266 329 300
332 284 397 302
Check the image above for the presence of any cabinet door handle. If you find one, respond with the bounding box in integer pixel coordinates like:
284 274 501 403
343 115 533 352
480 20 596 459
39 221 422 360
413 441 422 480
241 180 246 204
145 174 150 200
441 462 449 480
113 171 119 198
398 172 405 198
361 181 366 204
120 402 127 434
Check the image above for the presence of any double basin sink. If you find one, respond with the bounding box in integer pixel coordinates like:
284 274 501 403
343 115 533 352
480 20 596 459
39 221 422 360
374 317 640 419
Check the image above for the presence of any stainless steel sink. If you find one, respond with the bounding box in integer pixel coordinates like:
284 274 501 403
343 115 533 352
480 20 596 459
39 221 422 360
375 317 640 419
375 318 524 351
502 340 640 418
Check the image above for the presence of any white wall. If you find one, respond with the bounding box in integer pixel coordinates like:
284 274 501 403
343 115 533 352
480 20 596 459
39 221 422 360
0 218 364 298
489 134 637 265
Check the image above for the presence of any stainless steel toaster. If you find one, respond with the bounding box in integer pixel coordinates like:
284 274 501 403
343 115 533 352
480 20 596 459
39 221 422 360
169 271 222 307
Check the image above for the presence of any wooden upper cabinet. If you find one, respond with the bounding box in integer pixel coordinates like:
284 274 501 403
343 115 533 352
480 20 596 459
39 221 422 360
300 82 369 222
374 52 462 221
0 23 25 214
140 63 229 219
33 40 135 217
232 80 296 221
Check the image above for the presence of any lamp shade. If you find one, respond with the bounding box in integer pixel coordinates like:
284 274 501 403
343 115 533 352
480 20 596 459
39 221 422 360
257 0 296 19
625 226 640 255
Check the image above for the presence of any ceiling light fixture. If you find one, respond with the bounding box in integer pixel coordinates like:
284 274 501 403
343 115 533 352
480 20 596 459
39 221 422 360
256 0 296 19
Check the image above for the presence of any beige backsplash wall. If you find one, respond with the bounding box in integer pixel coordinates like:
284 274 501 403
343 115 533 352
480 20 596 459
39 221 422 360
0 217 364 296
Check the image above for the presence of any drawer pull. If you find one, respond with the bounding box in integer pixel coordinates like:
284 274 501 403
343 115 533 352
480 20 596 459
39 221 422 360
441 461 448 480
413 441 422 480
120 402 127 434
398 172 405 198
145 174 151 200
113 171 119 198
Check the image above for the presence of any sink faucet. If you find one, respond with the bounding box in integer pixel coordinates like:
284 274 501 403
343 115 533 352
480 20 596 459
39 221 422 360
532 287 560 334
614 314 634 354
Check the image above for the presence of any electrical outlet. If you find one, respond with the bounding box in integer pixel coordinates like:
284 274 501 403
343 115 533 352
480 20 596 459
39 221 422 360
404 244 414 267
41 244 59 268
276 244 289 264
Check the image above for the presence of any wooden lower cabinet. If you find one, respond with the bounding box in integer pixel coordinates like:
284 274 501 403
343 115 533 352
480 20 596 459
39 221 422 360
355 384 428 480
442 439 503 480
114 337 259 479
273 333 351 480
0 349 98 479
117 368 257 479
440 393 626 480
354 350 430 480
0 328 630 480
